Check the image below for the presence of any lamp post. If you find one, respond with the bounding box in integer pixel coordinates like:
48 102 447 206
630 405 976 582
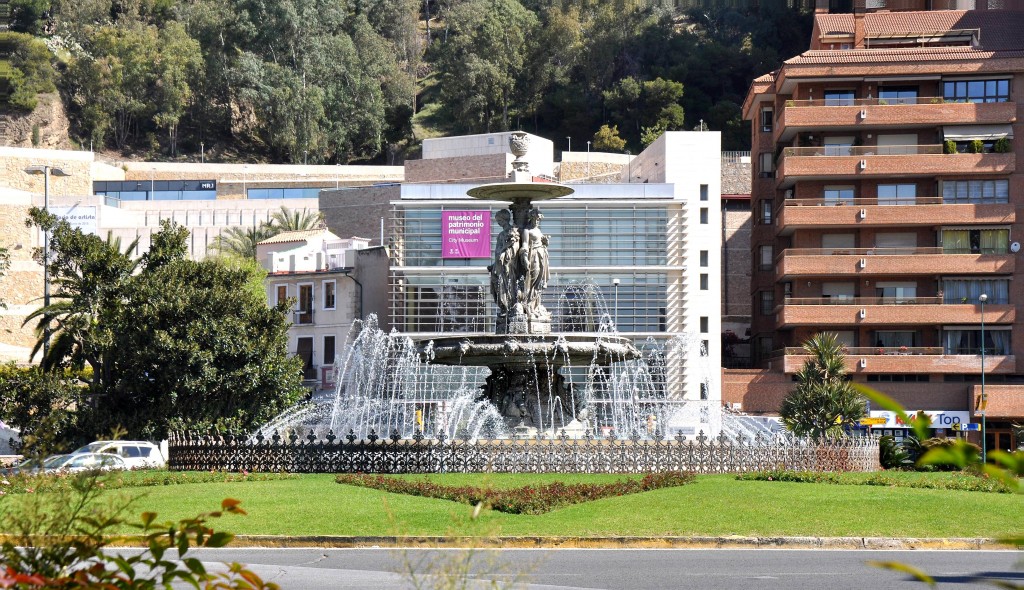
979 292 988 463
626 150 631 182
24 165 72 361
586 141 591 179
566 136 571 154
612 278 620 327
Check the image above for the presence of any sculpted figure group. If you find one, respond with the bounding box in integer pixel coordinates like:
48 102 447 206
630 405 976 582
487 206 550 332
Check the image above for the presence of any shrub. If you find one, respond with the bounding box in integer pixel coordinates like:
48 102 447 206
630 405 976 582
993 137 1012 153
943 140 958 154
968 139 985 154
336 472 695 514
737 468 1014 493
879 435 911 470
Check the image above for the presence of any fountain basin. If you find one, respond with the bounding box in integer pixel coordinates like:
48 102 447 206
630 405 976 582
422 334 641 368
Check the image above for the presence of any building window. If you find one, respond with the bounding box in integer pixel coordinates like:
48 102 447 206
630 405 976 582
701 340 709 356
275 284 288 306
824 90 855 106
323 280 336 310
879 86 918 105
700 184 709 201
877 184 916 205
824 186 854 205
323 335 336 366
700 316 708 333
942 179 1009 204
942 279 1009 304
943 79 1010 103
941 228 1009 254
759 245 774 271
699 274 709 290
700 208 708 224
296 336 315 379
760 108 773 132
761 200 772 225
296 283 314 324
758 152 774 176
700 250 709 267
943 329 1011 355
756 336 774 361
759 290 775 315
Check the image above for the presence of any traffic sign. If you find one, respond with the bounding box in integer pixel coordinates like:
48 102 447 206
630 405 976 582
951 423 980 431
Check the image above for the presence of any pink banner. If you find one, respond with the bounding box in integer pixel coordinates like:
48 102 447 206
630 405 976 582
442 210 491 259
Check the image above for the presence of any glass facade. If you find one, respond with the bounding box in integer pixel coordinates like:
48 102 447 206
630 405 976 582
248 187 324 199
390 202 677 335
94 180 217 201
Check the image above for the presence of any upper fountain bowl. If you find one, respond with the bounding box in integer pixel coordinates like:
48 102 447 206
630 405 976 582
467 182 574 202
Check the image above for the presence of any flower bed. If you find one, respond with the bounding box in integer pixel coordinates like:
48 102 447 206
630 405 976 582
0 469 297 496
335 471 695 514
736 469 1015 493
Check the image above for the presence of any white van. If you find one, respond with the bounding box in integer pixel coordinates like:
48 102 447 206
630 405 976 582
72 440 166 469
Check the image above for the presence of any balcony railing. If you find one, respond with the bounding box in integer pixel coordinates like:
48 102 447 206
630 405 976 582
781 145 943 158
775 346 945 357
783 297 942 306
783 197 945 207
780 247 942 258
783 97 954 108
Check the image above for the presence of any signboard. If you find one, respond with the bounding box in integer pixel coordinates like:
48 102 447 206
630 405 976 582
441 210 491 259
868 410 971 429
952 423 980 431
859 417 888 426
49 206 98 235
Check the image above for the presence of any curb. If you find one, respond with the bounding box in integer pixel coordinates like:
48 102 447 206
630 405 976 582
106 535 1017 550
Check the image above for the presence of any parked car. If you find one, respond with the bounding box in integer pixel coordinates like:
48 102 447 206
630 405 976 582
71 440 166 469
5 453 127 475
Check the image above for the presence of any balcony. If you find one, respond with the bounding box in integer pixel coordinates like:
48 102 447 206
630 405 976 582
776 297 1015 327
293 309 314 325
776 247 1014 280
775 146 1015 187
776 198 1015 235
776 347 1015 375
775 99 1016 143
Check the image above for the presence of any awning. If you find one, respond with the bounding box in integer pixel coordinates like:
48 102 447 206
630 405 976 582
943 124 1014 141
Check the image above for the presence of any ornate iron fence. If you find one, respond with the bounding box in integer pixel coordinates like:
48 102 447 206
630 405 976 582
168 430 880 474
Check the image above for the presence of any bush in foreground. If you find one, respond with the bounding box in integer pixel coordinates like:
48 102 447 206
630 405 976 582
336 472 695 514
736 469 1015 493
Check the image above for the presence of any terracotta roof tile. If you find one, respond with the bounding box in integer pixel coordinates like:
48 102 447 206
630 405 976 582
785 45 1024 65
257 228 333 245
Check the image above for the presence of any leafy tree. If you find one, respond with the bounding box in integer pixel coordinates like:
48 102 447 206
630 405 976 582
101 255 304 438
433 0 539 133
0 32 57 112
592 124 625 152
23 214 304 442
780 332 866 439
8 0 50 35
0 363 86 452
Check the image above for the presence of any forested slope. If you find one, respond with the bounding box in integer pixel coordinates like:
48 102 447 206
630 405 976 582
0 0 810 162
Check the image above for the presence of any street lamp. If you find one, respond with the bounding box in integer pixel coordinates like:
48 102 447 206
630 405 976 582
625 150 631 182
24 165 72 361
566 136 571 154
979 292 988 463
586 141 591 179
612 278 620 327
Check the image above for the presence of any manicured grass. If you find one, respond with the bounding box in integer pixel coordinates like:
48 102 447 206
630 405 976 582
67 472 1023 538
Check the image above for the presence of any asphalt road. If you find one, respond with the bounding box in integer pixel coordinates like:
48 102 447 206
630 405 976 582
143 548 1023 589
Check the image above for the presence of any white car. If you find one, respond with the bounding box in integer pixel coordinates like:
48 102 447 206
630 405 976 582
71 441 166 469
45 452 128 473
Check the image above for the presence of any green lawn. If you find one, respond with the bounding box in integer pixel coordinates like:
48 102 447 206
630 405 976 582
89 473 1023 538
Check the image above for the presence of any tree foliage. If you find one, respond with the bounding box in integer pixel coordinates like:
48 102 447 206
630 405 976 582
780 332 866 439
18 212 304 444
0 32 56 112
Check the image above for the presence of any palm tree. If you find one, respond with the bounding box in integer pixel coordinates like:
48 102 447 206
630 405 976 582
269 206 324 232
23 232 140 381
211 224 277 260
779 332 866 439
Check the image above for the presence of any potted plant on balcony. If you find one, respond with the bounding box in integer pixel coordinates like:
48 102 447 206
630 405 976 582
968 139 985 154
994 137 1012 153
944 140 958 154
899 345 908 354
876 347 885 355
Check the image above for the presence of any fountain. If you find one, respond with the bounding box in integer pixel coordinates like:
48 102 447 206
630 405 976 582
255 133 782 444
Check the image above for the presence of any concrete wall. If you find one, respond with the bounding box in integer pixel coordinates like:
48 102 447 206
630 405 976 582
405 153 509 184
355 246 391 328
0 188 43 362
422 132 554 178
320 185 400 249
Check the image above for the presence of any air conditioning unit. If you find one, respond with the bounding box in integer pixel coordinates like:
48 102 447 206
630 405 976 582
859 208 867 219
859 358 867 369
859 308 867 319
859 109 868 119
859 258 867 268
859 159 867 170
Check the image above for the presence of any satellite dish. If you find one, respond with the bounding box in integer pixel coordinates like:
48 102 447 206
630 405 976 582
1011 242 1021 253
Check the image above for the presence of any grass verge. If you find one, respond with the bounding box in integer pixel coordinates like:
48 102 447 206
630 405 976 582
9 472 1011 538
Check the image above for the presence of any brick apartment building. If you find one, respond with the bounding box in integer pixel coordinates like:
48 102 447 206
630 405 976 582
734 1 1024 450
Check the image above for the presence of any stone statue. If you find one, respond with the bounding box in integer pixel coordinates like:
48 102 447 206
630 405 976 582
519 208 549 315
487 209 519 316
